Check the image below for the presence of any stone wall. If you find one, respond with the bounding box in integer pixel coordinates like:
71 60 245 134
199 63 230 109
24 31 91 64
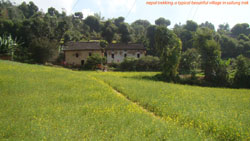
64 50 102 66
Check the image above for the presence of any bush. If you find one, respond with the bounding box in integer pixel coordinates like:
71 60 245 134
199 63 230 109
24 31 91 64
233 55 250 88
136 56 160 71
119 56 161 71
119 57 137 71
84 54 106 70
28 37 58 64
179 48 200 74
211 59 230 87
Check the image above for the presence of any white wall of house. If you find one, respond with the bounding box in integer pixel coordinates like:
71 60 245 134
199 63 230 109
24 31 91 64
106 50 145 64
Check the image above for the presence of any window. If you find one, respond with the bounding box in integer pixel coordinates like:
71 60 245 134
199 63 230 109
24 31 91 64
124 53 127 58
89 52 92 56
81 60 85 65
75 53 79 58
112 54 114 59
137 53 140 58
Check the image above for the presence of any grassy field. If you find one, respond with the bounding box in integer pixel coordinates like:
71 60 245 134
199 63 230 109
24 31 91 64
0 60 250 140
0 60 210 140
93 72 250 140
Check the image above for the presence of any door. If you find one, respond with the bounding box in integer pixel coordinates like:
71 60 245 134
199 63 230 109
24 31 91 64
81 60 85 66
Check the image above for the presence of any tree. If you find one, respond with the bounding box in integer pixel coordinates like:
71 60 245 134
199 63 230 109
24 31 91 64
47 7 59 17
179 48 200 74
18 1 38 18
238 34 249 41
132 19 151 28
28 37 58 64
219 35 238 58
217 23 230 35
118 23 131 43
194 28 222 81
233 55 250 88
174 22 196 51
114 16 125 27
84 15 101 32
63 30 82 43
231 23 250 37
131 20 150 43
101 20 117 43
200 21 215 30
146 25 157 56
155 17 170 27
0 35 19 60
184 20 198 32
74 12 83 19
155 26 182 81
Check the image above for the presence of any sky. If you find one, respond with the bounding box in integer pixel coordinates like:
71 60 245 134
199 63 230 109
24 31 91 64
10 0 250 29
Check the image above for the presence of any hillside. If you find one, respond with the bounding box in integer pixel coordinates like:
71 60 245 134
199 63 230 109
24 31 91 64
0 60 250 140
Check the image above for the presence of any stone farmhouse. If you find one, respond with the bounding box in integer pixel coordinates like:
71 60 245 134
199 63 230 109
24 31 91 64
63 42 146 66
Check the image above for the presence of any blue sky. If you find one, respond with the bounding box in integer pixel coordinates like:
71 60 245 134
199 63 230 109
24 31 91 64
11 0 250 29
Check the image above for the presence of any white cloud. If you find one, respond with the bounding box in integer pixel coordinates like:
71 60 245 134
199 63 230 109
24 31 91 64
82 8 94 19
10 0 76 14
96 0 136 15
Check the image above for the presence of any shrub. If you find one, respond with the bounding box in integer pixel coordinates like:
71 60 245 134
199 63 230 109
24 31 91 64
212 59 230 87
28 37 58 64
84 54 106 70
119 57 137 71
179 48 200 74
119 56 161 71
233 55 250 88
136 56 160 71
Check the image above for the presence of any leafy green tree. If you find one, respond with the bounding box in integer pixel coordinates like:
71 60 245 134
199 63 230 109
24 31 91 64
118 23 131 43
101 20 117 43
74 12 83 19
231 23 250 37
84 15 101 32
155 26 182 81
132 19 151 28
47 7 59 17
219 35 238 58
0 19 14 35
146 25 157 56
184 20 198 32
200 21 215 30
18 1 38 18
179 48 200 74
194 28 222 81
217 23 230 35
155 17 170 27
114 16 125 27
28 37 58 64
233 55 250 88
173 23 195 51
0 35 19 60
63 30 82 43
238 34 249 41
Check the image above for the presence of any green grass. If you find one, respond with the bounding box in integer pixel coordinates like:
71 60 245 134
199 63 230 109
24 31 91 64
1 60 250 140
0 60 210 140
93 72 250 140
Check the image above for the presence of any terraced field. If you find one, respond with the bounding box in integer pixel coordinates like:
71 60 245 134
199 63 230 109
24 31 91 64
0 60 249 140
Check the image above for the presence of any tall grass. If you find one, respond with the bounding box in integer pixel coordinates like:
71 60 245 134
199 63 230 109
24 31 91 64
93 72 250 140
0 60 209 140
